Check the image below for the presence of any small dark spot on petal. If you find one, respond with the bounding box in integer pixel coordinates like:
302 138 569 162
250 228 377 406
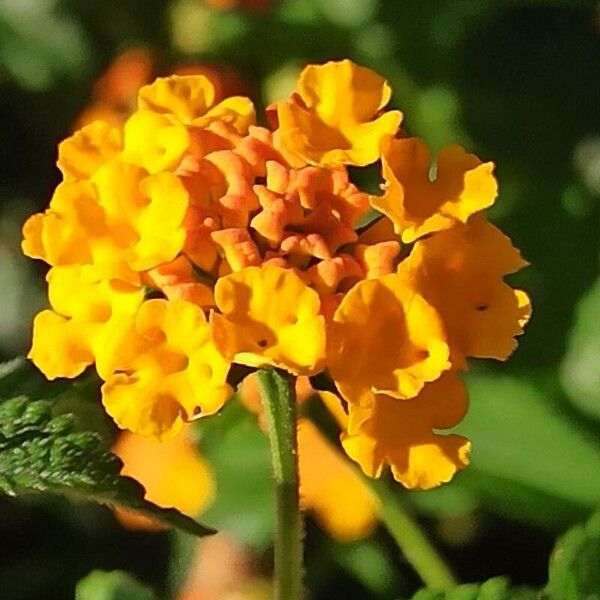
476 304 489 311
257 338 268 348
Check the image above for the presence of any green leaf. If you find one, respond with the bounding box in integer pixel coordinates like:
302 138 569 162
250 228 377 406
167 529 198 597
0 395 214 537
560 278 600 422
75 570 158 600
460 375 600 513
334 539 399 597
0 0 91 90
0 356 71 401
546 512 600 600
411 576 538 600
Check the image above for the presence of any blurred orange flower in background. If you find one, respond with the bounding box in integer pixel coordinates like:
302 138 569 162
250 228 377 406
113 427 215 531
203 0 275 11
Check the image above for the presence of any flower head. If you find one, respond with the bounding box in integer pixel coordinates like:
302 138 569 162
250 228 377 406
23 60 529 491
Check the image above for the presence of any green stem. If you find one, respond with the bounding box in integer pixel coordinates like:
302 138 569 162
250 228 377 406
256 368 303 600
368 478 457 590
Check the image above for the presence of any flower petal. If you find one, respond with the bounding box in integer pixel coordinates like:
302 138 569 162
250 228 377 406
122 110 190 173
211 265 326 375
342 373 470 490
276 59 401 167
371 137 498 243
57 120 122 181
138 74 255 133
113 428 215 531
328 272 450 406
29 266 144 380
398 215 530 367
28 310 94 380
138 75 216 123
102 299 232 439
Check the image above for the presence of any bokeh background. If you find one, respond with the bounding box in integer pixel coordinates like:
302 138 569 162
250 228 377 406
0 1 599 599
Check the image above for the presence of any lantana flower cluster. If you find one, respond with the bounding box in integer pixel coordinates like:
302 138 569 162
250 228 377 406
23 59 530 490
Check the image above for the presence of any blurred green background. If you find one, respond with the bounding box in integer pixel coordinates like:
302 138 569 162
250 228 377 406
0 0 599 599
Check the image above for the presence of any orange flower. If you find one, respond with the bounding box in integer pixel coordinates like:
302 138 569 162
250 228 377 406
328 272 450 406
210 265 326 375
113 428 215 531
371 137 498 243
275 59 402 166
143 255 214 307
102 299 231 439
23 61 530 495
74 49 154 129
75 48 249 130
342 373 470 490
398 215 531 368
298 418 378 541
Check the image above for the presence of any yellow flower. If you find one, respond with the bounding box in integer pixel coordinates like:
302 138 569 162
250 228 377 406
137 75 255 133
112 428 215 531
342 373 471 490
298 418 378 542
121 75 255 175
328 272 450 406
122 110 191 174
28 266 143 380
22 161 189 276
371 137 498 243
210 265 326 375
93 163 190 271
57 120 122 182
102 299 232 439
275 59 401 167
22 180 104 266
398 215 531 368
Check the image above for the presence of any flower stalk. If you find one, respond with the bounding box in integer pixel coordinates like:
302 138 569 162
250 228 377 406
256 368 303 600
369 477 457 589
